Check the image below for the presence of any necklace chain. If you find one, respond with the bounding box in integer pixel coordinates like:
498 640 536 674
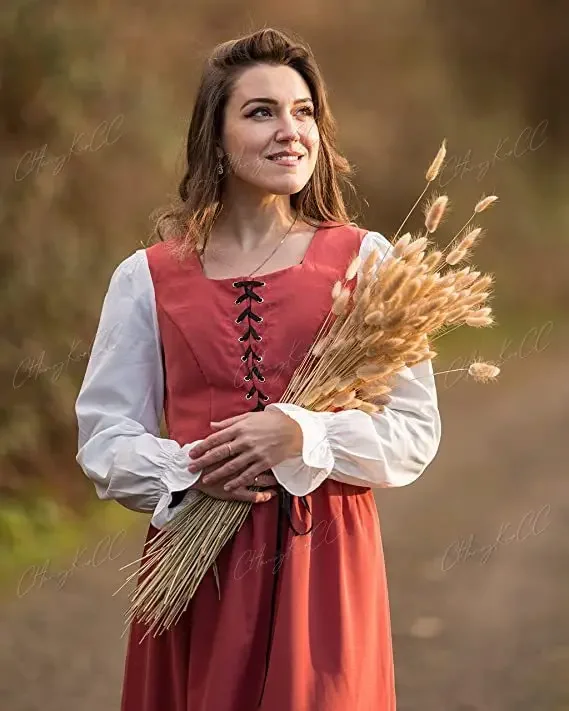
200 213 299 279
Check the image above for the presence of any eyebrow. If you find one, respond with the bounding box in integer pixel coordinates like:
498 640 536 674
240 97 314 110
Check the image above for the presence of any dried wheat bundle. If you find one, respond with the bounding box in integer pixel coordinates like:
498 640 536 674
115 493 246 639
118 140 501 635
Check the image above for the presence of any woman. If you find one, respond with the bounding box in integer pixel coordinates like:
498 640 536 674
75 28 441 711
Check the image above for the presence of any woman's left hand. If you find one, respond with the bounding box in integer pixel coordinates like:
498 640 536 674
187 410 303 491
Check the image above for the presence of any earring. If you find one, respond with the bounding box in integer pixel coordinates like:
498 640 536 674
217 159 224 175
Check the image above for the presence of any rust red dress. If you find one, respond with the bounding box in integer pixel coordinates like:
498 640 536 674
120 221 397 711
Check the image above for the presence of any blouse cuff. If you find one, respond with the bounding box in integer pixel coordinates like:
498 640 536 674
265 403 335 496
151 440 204 529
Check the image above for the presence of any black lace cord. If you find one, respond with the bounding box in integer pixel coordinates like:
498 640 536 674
234 279 269 410
257 488 314 708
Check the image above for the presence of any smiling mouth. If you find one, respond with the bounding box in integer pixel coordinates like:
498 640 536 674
266 155 305 165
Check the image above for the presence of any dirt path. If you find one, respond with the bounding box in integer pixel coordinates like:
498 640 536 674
1 335 568 711
0 523 146 711
381 332 569 710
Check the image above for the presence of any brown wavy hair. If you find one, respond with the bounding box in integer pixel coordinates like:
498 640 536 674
150 27 360 262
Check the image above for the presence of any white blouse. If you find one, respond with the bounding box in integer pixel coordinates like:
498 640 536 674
75 231 441 529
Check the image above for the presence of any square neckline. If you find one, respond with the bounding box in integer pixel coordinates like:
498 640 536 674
193 221 328 283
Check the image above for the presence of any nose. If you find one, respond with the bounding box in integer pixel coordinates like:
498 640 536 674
275 112 301 142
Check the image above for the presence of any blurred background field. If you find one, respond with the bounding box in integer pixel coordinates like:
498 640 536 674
1 1 568 709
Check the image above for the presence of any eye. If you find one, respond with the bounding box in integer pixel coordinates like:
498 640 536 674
247 105 315 119
299 106 315 117
248 107 271 118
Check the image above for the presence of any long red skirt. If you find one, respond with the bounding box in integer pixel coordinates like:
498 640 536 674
121 480 396 711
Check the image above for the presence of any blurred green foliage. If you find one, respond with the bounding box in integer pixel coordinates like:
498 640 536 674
0 494 140 596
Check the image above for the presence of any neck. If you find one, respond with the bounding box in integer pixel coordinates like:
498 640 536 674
212 187 298 252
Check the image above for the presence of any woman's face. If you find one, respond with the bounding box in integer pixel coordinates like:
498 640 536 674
219 63 320 196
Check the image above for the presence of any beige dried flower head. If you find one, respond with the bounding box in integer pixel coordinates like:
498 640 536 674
331 280 343 300
465 313 494 327
469 274 494 294
345 255 361 281
392 232 412 259
357 401 382 415
401 277 422 302
455 268 481 290
426 139 447 182
471 306 492 318
382 270 407 302
445 249 464 267
445 227 483 266
361 383 392 398
402 236 428 260
407 250 426 267
474 195 498 213
362 248 380 275
356 362 394 381
468 361 500 382
364 309 385 327
332 389 357 407
422 250 443 271
424 195 449 233
332 287 352 315
381 308 409 331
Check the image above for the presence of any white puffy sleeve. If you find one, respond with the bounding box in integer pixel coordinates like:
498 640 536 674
74 249 204 529
268 231 442 497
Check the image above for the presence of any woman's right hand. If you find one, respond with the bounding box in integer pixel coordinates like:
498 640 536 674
191 463 279 503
